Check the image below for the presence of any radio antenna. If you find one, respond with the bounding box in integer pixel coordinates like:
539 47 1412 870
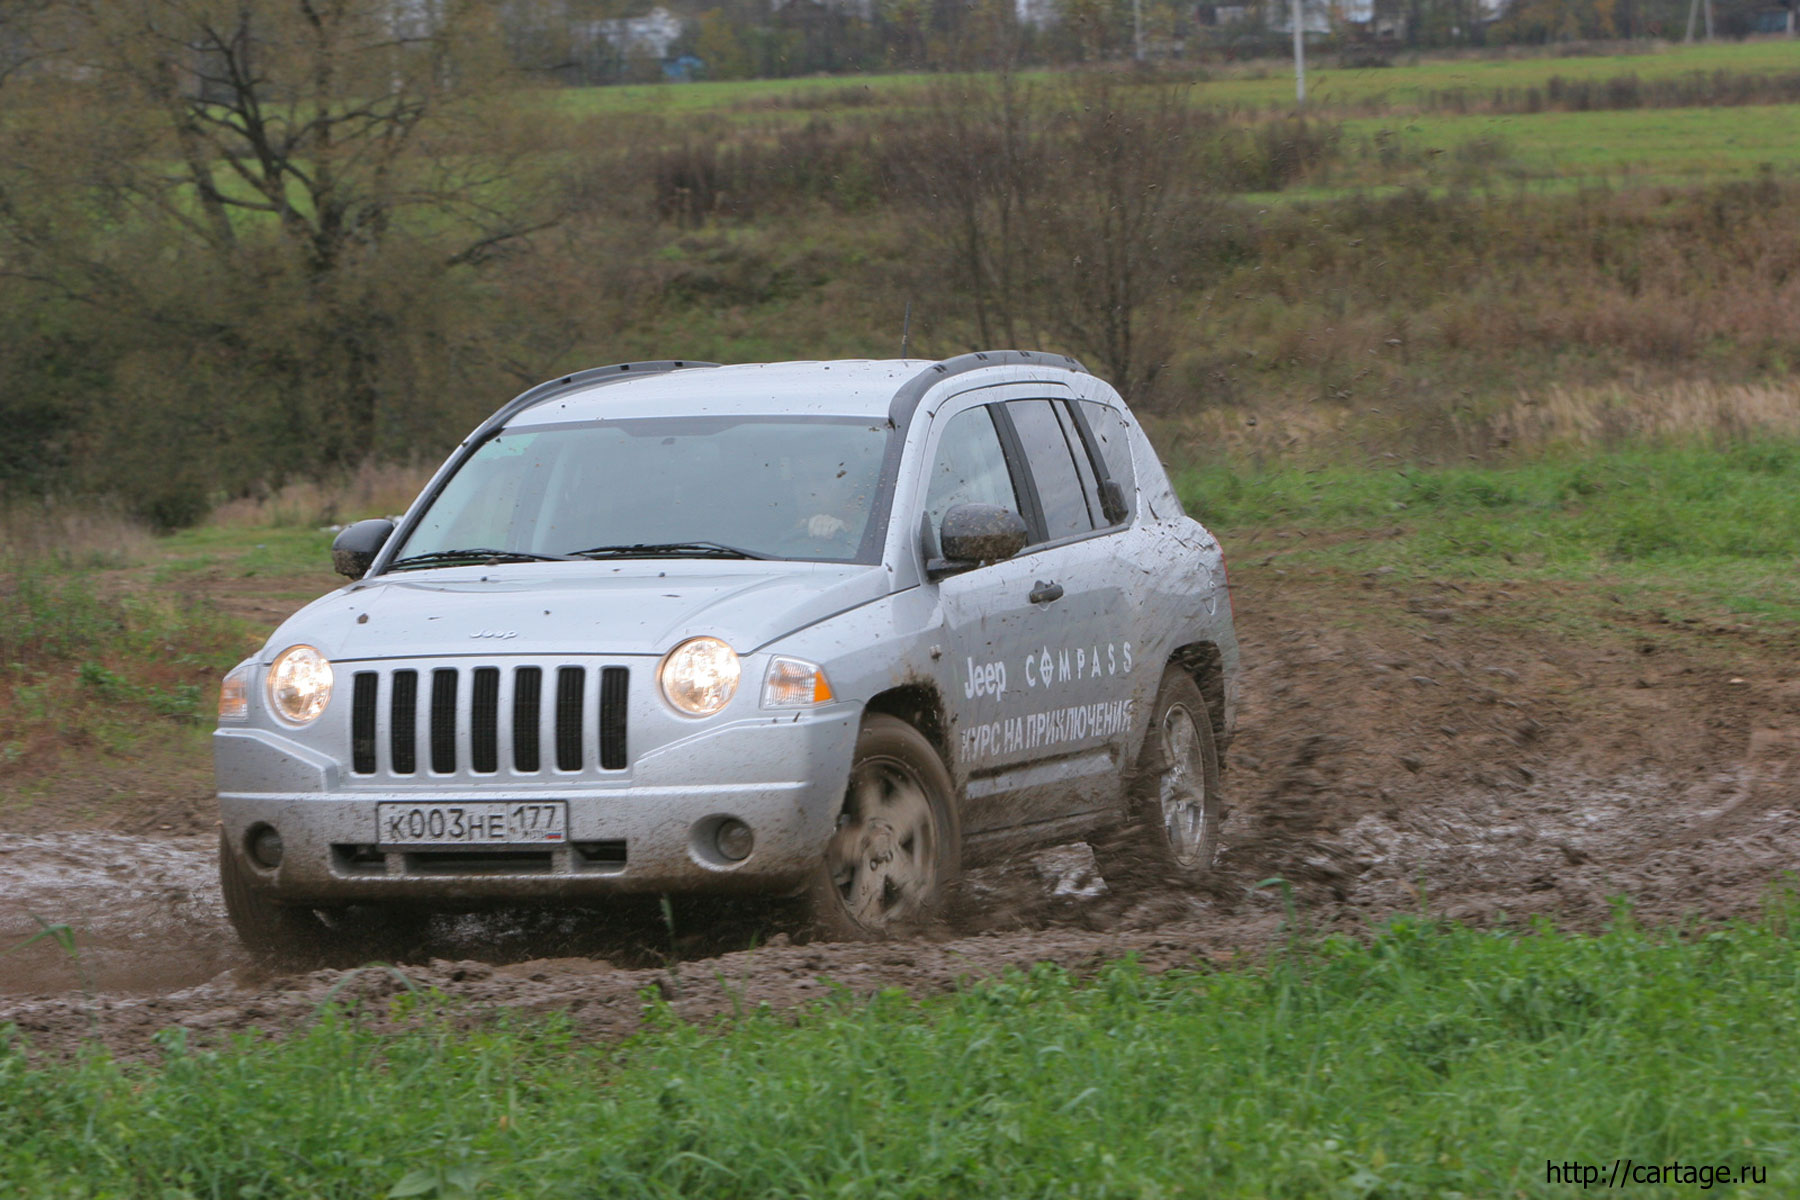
900 301 912 359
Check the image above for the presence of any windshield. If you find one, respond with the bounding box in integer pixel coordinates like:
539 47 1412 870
393 415 894 566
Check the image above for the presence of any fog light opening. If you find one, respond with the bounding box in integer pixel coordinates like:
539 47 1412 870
247 824 284 870
714 818 754 863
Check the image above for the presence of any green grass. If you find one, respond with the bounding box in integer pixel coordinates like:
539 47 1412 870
1341 103 1800 185
543 41 1800 119
552 71 941 116
1193 39 1800 112
1180 441 1800 627
5 904 1800 1196
151 523 339 584
0 558 255 769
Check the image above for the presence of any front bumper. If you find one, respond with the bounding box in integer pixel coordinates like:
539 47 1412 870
216 708 859 905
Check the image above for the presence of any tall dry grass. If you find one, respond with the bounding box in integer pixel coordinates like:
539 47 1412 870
0 503 157 568
1157 378 1800 466
206 461 436 530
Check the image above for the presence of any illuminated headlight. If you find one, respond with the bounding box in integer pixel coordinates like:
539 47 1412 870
218 660 252 722
762 656 835 708
267 644 334 725
659 637 740 716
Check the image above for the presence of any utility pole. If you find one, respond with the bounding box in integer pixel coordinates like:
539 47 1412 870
1292 0 1306 105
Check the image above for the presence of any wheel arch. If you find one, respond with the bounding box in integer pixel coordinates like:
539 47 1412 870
1167 641 1230 754
861 682 951 768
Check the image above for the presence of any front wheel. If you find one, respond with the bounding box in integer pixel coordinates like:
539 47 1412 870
802 715 960 940
1107 668 1222 882
220 833 434 964
218 830 331 963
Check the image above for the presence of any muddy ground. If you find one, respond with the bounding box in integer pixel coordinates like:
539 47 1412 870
3 565 1797 1059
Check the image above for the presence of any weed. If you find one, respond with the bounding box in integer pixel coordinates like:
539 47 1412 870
4 912 1800 1195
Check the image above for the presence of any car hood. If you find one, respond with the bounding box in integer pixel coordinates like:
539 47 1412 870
262 560 892 663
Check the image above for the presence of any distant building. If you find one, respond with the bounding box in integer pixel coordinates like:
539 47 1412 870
587 6 685 60
1265 0 1333 35
663 52 706 80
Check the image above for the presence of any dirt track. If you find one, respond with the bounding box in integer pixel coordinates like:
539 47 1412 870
4 568 1797 1059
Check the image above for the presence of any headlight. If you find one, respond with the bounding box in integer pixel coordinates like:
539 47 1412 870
267 644 334 725
659 637 739 716
218 660 252 722
762 656 835 708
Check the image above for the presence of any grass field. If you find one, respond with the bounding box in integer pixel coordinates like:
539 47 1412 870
1177 442 1800 628
547 41 1800 189
551 40 1800 117
5 905 1799 1196
1337 103 1800 187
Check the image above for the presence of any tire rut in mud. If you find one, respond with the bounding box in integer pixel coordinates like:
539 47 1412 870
5 575 1799 1060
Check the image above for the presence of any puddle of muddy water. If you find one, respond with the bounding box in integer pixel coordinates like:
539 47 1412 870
0 833 241 995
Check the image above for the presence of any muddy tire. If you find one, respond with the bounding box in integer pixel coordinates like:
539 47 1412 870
1105 668 1222 883
218 831 332 962
802 715 960 940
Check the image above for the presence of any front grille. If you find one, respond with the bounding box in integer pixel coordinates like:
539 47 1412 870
350 663 630 777
391 669 418 774
430 668 458 774
350 674 378 774
471 667 500 774
555 666 584 772
330 841 629 877
404 848 556 875
513 666 542 773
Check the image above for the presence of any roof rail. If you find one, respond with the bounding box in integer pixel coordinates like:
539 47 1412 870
888 349 1088 426
472 360 722 442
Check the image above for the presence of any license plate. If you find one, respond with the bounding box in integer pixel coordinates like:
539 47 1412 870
376 801 567 846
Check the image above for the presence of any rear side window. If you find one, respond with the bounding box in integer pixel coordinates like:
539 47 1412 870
1004 399 1096 542
1079 400 1137 524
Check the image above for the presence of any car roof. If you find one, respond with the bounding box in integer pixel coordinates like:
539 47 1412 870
500 356 1096 430
505 360 932 427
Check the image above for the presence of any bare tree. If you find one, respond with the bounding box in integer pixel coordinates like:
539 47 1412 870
895 70 1044 350
0 0 59 88
1036 75 1214 396
895 71 1212 399
0 0 566 499
58 0 552 275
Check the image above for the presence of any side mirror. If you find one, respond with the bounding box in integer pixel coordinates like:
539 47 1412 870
331 518 395 580
938 503 1028 568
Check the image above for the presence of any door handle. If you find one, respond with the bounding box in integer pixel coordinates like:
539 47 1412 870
1029 580 1064 605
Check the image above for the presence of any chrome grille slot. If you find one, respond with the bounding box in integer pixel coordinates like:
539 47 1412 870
555 666 584 772
352 660 631 779
351 673 378 775
391 670 419 774
599 666 629 771
470 667 500 774
513 666 542 772
430 668 458 774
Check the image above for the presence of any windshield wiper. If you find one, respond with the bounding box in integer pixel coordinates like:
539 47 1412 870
568 541 768 561
388 548 572 570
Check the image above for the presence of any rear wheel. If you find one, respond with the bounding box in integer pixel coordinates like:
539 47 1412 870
1106 668 1222 882
803 715 960 940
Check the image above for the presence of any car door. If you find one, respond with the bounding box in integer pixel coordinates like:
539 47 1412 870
924 394 1132 840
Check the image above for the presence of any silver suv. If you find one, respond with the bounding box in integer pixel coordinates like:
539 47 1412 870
214 353 1238 952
